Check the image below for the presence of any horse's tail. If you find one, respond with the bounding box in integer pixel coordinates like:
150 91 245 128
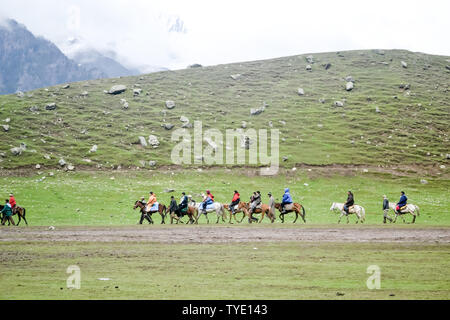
301 205 306 222
361 207 366 222
415 205 420 216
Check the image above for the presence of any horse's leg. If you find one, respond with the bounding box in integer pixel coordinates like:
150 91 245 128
17 213 21 226
412 213 416 224
293 211 298 223
338 213 343 224
280 213 285 223
160 210 165 224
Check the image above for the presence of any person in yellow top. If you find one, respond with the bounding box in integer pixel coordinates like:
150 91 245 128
146 191 157 212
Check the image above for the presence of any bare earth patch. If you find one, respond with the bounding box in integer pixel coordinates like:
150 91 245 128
1 226 449 243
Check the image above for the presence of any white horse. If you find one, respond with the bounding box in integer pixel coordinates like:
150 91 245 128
194 202 227 224
330 202 366 224
389 203 420 223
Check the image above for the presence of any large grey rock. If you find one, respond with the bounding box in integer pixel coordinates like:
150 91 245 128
45 103 57 111
108 85 127 95
163 123 174 130
139 136 148 147
133 89 142 96
306 65 312 71
231 74 242 80
10 147 22 156
149 161 157 167
89 145 98 153
58 159 66 167
401 61 408 68
298 88 305 96
165 101 176 109
16 91 25 98
345 76 355 83
2 125 9 132
306 55 314 64
241 121 247 129
148 135 160 148
120 99 129 109
324 63 332 70
346 82 354 91
334 101 344 107
250 106 265 116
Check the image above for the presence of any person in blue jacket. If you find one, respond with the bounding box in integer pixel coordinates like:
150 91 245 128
281 188 293 214
396 191 408 213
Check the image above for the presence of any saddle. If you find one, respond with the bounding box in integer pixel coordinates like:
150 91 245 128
146 202 159 212
283 203 294 211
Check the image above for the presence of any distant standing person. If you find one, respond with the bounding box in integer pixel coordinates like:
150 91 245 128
268 192 275 221
382 195 392 223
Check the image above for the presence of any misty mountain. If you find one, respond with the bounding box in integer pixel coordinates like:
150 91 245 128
60 37 142 79
0 19 104 95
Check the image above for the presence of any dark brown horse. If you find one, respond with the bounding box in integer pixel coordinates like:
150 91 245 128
274 203 306 223
133 201 167 224
0 205 28 226
169 206 197 224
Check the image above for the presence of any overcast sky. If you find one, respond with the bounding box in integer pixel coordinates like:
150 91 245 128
1 0 449 71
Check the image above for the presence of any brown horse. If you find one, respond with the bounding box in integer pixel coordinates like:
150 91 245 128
133 201 167 224
246 203 275 224
169 206 197 224
223 202 250 223
274 203 306 223
0 205 28 226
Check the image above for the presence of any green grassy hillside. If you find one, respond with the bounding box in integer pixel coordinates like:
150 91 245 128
0 49 449 170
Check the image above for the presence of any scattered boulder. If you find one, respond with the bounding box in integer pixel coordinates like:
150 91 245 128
62 84 70 89
401 61 408 68
282 156 288 162
2 125 9 132
250 106 265 116
16 91 24 98
420 179 428 185
80 91 89 97
345 76 355 83
446 65 450 71
149 161 157 167
45 103 57 111
324 63 332 70
230 74 242 80
319 98 326 104
29 106 39 112
67 165 75 171
165 100 176 109
279 120 286 126
446 154 450 159
139 136 148 147
180 116 189 123
188 64 203 68
89 145 98 153
163 123 174 130
148 135 160 148
120 99 129 109
376 106 381 113
10 147 22 156
306 55 314 64
58 159 66 167
133 89 142 96
334 101 344 107
241 121 247 129
298 88 305 96
35 164 41 169
306 65 312 71
346 82 354 91
108 85 127 95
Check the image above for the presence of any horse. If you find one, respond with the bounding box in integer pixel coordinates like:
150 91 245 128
0 205 28 226
223 202 251 223
330 202 365 224
389 203 420 224
169 205 197 225
133 201 167 224
274 203 306 223
194 202 227 224
245 202 275 224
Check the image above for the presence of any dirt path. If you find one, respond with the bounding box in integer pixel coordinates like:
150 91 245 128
1 226 449 243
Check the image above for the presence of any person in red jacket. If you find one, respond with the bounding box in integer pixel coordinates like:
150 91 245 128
9 193 16 214
229 190 240 214
201 190 215 214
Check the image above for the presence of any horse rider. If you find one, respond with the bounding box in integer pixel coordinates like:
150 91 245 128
343 191 354 215
147 191 157 212
229 190 240 214
396 191 407 214
249 191 261 214
383 195 393 223
1 199 15 226
169 195 179 216
179 192 189 216
281 188 293 214
9 193 16 214
201 190 215 214
268 192 275 220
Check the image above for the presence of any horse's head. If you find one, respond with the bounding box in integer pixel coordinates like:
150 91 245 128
274 203 281 210
133 200 142 210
